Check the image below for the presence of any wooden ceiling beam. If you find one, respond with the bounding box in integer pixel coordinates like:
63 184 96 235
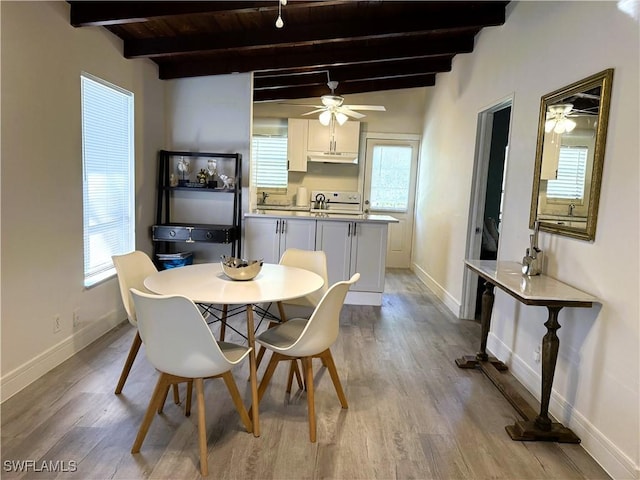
69 1 342 27
254 74 437 102
253 56 453 89
158 36 474 79
123 9 504 59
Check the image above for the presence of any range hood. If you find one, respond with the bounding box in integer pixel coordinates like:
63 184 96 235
307 152 358 164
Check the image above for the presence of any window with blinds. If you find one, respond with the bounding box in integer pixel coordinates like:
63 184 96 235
547 145 588 201
81 73 135 287
251 135 288 191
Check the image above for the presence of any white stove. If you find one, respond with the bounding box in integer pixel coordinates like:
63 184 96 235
310 190 363 215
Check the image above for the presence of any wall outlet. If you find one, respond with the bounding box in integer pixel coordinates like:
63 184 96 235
53 315 61 334
73 309 80 328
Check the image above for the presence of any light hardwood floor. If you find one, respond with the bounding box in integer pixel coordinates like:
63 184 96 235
1 269 610 479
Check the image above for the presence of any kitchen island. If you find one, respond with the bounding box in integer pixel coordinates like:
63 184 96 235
244 210 398 305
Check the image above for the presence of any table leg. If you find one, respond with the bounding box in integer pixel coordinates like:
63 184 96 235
456 281 506 370
245 304 260 437
505 306 580 443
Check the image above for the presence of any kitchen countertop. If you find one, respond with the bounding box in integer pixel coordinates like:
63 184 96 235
244 209 399 223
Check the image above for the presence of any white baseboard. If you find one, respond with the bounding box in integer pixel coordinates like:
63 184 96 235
488 334 639 480
1 311 125 403
411 262 461 316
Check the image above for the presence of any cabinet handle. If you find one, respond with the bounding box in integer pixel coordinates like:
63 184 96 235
275 220 280 234
347 223 351 237
281 220 286 234
352 222 357 236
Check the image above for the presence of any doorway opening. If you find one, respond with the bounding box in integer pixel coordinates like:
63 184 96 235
461 99 512 320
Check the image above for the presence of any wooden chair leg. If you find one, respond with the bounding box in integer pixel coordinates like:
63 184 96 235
219 304 228 341
302 357 316 442
132 373 170 453
115 331 142 394
158 384 171 414
172 384 180 404
222 372 252 432
286 360 303 392
257 352 282 403
320 349 348 408
194 378 208 476
185 380 193 417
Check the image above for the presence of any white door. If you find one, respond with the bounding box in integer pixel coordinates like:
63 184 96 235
280 218 316 256
363 138 419 268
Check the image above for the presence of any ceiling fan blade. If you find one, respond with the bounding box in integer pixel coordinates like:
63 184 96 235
337 107 366 119
343 105 386 111
301 108 327 116
279 103 322 108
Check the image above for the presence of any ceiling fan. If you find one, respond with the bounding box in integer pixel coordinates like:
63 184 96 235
288 75 386 126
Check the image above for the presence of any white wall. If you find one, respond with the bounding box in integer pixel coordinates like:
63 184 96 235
165 74 253 262
0 2 165 400
413 2 639 478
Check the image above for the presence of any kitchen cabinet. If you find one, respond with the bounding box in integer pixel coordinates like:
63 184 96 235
315 220 387 293
244 216 316 264
287 118 308 172
307 120 360 154
540 131 560 180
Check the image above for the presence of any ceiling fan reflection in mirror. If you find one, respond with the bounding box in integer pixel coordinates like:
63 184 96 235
286 73 386 126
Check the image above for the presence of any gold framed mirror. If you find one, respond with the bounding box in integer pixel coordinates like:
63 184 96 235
529 69 614 241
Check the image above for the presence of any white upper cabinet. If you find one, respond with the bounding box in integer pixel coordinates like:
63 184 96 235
287 118 308 172
307 120 360 154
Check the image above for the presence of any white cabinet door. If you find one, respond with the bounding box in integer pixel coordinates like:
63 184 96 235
280 218 316 254
287 119 308 172
315 220 352 286
245 217 316 264
307 120 360 154
244 217 281 264
351 222 387 292
334 121 360 154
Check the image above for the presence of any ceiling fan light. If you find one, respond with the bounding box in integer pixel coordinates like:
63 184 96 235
319 110 332 126
554 121 566 134
545 119 556 133
335 112 348 125
564 118 577 132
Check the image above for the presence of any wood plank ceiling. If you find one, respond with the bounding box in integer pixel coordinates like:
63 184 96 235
69 1 509 102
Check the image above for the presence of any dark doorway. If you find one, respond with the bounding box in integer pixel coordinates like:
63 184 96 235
475 106 511 318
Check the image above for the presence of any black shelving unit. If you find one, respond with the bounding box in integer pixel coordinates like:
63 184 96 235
152 150 242 267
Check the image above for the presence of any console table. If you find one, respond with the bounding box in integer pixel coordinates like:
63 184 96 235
457 260 597 443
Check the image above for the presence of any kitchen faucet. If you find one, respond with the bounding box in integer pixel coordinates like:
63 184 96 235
260 191 269 205
568 203 576 216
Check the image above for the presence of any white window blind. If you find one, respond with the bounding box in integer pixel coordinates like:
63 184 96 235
547 146 588 201
251 135 288 190
81 73 135 287
369 145 413 211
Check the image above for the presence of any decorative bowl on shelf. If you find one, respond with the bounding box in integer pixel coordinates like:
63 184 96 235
221 256 263 281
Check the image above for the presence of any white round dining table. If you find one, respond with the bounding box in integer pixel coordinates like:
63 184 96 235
144 262 324 305
143 262 324 438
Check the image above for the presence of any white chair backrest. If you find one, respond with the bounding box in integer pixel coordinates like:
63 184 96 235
285 273 360 357
112 251 157 327
130 288 241 378
279 248 329 307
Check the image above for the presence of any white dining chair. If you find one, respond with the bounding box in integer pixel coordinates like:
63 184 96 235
112 251 181 404
255 273 359 443
129 288 252 476
255 248 329 389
